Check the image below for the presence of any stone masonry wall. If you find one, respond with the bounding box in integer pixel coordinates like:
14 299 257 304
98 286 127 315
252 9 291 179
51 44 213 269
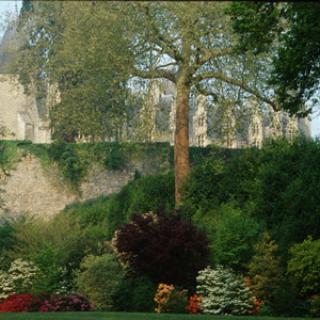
0 155 138 218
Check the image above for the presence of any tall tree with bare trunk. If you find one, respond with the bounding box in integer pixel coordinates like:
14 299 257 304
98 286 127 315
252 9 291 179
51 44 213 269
120 2 276 207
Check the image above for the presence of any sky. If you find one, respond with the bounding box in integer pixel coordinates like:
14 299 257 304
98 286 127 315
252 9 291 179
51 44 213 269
0 0 320 138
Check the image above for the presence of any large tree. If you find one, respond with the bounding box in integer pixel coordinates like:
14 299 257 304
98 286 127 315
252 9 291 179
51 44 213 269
17 1 135 142
16 1 276 208
117 2 276 207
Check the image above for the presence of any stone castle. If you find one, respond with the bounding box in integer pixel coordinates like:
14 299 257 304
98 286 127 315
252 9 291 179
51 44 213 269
139 79 310 148
0 23 310 146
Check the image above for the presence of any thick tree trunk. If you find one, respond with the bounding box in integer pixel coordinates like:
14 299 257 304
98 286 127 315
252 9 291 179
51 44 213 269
174 74 190 209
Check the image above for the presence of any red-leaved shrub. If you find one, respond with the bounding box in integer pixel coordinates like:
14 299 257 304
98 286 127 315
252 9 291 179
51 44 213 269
0 294 40 312
39 294 93 312
112 213 209 289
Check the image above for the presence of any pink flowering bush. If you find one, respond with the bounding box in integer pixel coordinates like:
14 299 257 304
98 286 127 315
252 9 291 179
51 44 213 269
39 294 93 312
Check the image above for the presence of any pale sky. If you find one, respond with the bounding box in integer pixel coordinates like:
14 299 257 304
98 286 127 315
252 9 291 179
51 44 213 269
0 0 319 138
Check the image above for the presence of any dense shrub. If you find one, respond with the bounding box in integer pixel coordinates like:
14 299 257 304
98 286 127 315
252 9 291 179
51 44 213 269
64 172 174 241
39 294 93 312
112 213 209 289
270 284 307 317
248 232 283 305
154 283 188 313
254 138 320 254
184 137 320 260
32 247 70 295
112 275 155 312
196 266 254 315
0 218 16 253
9 214 102 294
60 200 110 257
107 172 174 236
75 254 124 310
0 294 40 312
210 203 260 271
0 218 17 269
309 294 320 317
287 236 320 296
182 147 260 215
64 195 109 230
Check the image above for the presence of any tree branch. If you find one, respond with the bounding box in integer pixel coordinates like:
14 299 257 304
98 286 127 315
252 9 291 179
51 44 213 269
142 4 183 62
156 62 177 70
132 67 176 83
200 47 234 65
191 47 235 74
194 83 218 101
194 71 278 110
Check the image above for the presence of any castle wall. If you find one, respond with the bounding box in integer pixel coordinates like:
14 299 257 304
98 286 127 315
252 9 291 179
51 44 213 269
0 75 51 143
0 143 169 217
0 154 76 217
0 155 136 217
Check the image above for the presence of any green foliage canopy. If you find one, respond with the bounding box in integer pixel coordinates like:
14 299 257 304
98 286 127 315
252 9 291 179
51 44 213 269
228 2 320 115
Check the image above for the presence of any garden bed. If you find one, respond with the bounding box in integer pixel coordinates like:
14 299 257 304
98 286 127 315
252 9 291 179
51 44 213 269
0 312 313 320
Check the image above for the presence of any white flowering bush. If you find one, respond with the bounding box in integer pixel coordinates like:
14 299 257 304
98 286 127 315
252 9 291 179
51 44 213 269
196 266 254 315
0 259 39 299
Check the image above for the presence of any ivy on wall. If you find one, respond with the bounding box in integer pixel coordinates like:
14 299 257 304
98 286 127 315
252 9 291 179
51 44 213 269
0 140 229 193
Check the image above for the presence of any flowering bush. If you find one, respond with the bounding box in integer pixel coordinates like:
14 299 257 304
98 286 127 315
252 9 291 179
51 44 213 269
251 296 262 315
0 294 40 312
186 294 202 314
0 259 39 299
196 266 255 315
0 293 93 313
154 283 187 313
39 294 93 312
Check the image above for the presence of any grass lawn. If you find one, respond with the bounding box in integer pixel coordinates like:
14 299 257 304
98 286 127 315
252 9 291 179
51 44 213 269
0 313 313 320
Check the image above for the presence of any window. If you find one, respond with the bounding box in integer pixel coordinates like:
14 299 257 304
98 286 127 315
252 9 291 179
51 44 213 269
197 134 205 146
198 116 205 127
252 123 260 135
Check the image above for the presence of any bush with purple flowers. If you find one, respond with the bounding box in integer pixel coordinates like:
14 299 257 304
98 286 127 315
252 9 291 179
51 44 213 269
39 294 93 312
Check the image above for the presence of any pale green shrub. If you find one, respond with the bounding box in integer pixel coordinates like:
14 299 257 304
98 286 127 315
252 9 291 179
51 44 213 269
75 254 124 310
